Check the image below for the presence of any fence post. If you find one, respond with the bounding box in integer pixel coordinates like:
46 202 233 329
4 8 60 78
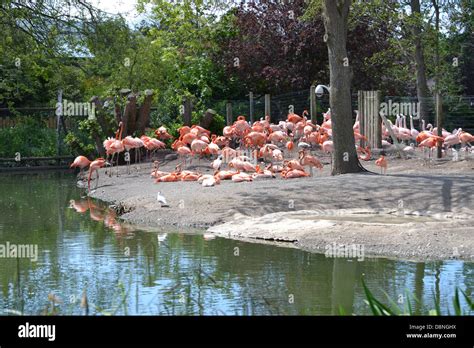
183 97 192 126
358 91 365 148
374 91 382 149
310 85 317 124
358 90 382 149
264 94 271 120
226 102 233 126
249 92 254 124
56 89 62 157
436 92 443 158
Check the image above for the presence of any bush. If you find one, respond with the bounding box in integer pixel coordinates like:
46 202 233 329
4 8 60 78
0 117 58 158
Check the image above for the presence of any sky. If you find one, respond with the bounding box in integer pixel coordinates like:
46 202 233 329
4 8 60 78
89 0 147 24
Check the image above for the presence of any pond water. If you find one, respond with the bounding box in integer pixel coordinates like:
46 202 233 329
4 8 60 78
0 172 472 315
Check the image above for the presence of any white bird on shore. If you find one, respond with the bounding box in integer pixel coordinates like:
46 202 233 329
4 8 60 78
211 156 222 171
202 176 217 187
157 191 169 207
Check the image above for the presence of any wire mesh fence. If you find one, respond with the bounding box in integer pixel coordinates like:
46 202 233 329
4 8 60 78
208 91 474 133
380 95 474 132
1 91 473 159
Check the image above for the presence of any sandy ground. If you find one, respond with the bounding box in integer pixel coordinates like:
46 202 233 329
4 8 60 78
84 150 474 261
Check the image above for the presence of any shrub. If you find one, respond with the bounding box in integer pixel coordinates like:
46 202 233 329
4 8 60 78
0 117 58 158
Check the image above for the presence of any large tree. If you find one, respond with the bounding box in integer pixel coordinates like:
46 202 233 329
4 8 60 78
0 0 102 106
217 0 397 98
322 0 365 175
410 0 431 124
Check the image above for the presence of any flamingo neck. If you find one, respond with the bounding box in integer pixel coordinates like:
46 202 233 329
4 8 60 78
118 123 124 140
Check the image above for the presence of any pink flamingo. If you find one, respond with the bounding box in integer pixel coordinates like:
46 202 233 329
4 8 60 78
375 155 388 174
108 123 125 177
88 158 106 192
70 156 91 179
322 140 334 170
299 151 323 176
409 116 419 141
122 136 144 174
177 146 192 167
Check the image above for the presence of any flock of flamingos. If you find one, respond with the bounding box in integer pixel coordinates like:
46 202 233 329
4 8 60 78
70 109 474 191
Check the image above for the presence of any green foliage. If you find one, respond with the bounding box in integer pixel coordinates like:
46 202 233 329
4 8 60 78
1 0 473 155
0 117 57 157
362 278 473 316
64 132 95 158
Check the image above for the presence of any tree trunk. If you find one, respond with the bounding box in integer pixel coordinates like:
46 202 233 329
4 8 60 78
322 0 364 175
200 109 216 130
121 94 137 137
90 96 112 136
183 97 193 127
114 103 122 125
410 0 430 124
93 133 105 157
432 0 443 159
136 89 154 135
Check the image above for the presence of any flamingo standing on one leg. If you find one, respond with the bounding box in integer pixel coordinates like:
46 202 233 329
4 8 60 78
375 155 388 174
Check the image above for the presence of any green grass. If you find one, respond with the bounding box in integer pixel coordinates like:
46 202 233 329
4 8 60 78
362 278 474 316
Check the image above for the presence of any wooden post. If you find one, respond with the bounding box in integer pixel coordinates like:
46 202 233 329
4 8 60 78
358 91 365 148
56 89 62 156
226 102 233 126
436 92 443 158
310 85 317 124
358 91 382 149
183 97 192 126
264 94 271 120
249 92 254 124
373 91 382 149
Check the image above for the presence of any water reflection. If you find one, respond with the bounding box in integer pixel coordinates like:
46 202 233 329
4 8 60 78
69 198 130 235
0 173 472 315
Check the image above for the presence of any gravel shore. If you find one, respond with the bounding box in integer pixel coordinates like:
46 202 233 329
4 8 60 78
85 151 474 261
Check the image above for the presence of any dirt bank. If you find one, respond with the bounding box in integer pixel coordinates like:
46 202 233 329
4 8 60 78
85 151 474 261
